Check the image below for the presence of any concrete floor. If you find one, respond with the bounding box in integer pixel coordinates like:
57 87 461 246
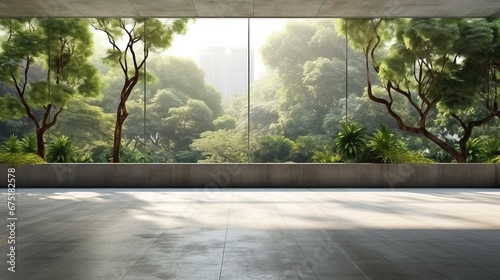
1 188 500 280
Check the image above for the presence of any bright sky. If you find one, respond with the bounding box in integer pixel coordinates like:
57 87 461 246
164 18 294 79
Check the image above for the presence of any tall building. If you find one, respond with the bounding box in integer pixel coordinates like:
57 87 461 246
199 46 254 99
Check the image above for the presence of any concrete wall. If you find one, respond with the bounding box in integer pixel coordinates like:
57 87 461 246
1 163 498 188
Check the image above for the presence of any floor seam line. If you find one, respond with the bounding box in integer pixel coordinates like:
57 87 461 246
267 192 320 280
120 195 198 280
331 237 371 280
218 190 233 280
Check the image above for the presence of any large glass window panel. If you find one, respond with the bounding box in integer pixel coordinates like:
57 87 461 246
249 19 346 163
45 18 114 163
344 18 500 163
156 18 249 163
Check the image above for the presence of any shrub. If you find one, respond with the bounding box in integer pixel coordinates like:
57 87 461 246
335 122 366 163
46 135 75 163
20 135 37 154
251 135 293 163
0 152 46 165
0 135 22 153
311 147 342 163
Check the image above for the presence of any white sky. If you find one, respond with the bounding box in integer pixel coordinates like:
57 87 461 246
164 18 295 79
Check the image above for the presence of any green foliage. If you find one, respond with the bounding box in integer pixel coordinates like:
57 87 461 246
279 104 322 140
0 18 102 159
364 125 433 163
0 152 46 165
454 138 483 163
175 150 202 163
0 95 25 119
365 125 400 163
335 122 366 162
20 134 37 154
74 152 93 163
92 18 192 162
251 135 293 163
190 129 247 163
290 135 328 162
213 114 237 130
311 147 342 163
165 99 214 150
479 137 500 163
338 18 500 163
262 19 366 140
487 156 500 163
89 143 113 163
54 97 114 150
46 135 75 163
0 135 22 153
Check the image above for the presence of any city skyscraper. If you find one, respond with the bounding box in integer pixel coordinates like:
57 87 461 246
199 46 254 99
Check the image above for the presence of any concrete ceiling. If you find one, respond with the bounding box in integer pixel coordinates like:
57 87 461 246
0 0 499 18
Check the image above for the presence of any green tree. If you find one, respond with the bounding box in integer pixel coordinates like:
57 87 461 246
148 56 224 118
190 129 247 163
261 19 366 138
251 135 294 163
144 56 224 156
0 18 101 159
91 18 191 162
165 99 213 151
213 114 237 130
54 96 114 151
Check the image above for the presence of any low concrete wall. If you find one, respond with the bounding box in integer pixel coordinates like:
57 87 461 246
1 163 498 188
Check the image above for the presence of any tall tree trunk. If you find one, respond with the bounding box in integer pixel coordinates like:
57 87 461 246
112 101 129 163
36 129 46 160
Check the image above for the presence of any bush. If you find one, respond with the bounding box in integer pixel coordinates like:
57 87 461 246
479 137 500 162
364 125 434 163
0 152 46 165
175 150 202 163
335 122 367 163
20 135 37 154
0 135 22 153
251 135 293 163
46 135 75 163
311 147 342 163
290 135 329 163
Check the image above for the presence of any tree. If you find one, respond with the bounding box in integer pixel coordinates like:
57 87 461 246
91 18 191 162
336 18 500 162
53 96 114 151
261 19 366 138
0 18 101 159
190 129 247 163
213 114 237 130
145 56 224 155
165 99 213 151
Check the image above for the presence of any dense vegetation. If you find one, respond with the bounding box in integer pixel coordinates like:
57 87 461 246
1 18 499 164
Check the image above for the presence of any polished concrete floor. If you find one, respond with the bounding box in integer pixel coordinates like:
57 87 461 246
1 188 500 280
